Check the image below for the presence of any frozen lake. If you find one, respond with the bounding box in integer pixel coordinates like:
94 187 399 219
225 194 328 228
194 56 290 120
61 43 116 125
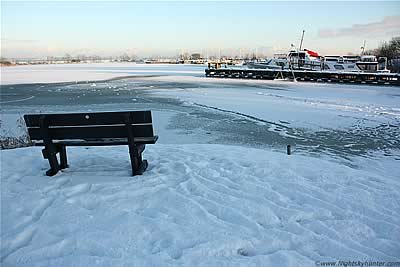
0 63 206 85
1 64 399 159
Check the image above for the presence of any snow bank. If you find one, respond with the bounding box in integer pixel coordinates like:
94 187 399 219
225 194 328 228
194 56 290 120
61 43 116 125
1 145 399 266
0 114 30 148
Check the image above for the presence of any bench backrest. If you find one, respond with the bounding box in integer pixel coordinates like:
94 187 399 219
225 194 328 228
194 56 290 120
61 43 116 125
24 111 154 140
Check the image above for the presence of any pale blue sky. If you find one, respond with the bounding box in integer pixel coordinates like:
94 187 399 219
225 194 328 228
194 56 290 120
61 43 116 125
1 1 400 58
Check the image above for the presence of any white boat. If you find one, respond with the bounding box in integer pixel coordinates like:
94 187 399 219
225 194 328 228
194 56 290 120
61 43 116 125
246 49 389 73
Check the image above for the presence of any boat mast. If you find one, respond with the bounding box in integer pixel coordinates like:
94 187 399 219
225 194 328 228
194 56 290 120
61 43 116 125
361 40 366 55
299 30 305 51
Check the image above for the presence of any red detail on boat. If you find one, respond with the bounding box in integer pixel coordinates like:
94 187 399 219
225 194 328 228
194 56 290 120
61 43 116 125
305 49 319 57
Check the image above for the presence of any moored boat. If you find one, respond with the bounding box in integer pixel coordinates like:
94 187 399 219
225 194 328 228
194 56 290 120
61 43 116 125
247 49 389 73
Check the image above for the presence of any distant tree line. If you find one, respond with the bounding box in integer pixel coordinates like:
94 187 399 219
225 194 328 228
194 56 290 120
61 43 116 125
366 37 400 73
0 57 13 66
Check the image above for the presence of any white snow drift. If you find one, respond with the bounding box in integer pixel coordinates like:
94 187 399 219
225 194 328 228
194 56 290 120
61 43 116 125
1 145 399 266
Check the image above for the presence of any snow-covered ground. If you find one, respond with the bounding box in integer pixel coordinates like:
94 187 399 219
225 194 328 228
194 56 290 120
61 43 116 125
1 64 400 266
2 145 399 266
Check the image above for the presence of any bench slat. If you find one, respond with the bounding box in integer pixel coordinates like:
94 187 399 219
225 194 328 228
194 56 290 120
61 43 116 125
28 125 154 140
32 136 159 146
24 111 152 127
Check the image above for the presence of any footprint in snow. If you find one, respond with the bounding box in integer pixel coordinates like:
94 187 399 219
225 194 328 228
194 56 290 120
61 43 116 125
1 226 36 262
63 183 92 198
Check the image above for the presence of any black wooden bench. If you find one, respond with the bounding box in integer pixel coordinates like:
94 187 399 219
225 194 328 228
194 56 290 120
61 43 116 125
24 111 158 176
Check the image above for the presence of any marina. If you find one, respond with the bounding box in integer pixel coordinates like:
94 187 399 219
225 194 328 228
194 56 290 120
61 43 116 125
205 39 400 86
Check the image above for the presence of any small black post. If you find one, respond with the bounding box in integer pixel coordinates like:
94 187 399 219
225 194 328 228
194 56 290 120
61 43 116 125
287 145 291 155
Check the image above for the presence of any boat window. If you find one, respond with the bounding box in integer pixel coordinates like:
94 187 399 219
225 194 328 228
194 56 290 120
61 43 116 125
323 64 330 70
347 64 355 68
334 65 345 70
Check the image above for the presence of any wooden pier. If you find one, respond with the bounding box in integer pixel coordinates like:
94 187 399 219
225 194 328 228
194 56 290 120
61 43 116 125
205 67 400 86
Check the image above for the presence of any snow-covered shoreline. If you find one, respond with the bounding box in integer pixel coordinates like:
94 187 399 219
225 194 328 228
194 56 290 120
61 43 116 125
1 145 399 266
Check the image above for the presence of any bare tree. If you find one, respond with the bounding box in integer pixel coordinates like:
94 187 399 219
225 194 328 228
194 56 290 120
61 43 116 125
366 37 400 72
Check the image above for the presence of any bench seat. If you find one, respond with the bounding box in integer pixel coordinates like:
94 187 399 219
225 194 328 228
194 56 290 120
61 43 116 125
24 111 158 176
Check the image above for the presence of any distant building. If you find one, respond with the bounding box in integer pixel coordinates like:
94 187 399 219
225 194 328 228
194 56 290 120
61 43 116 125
190 53 201 60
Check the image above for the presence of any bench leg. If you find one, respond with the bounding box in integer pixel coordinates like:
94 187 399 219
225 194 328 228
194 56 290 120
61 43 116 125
57 145 69 169
138 159 148 175
124 114 149 176
128 144 147 175
42 148 60 176
39 115 60 176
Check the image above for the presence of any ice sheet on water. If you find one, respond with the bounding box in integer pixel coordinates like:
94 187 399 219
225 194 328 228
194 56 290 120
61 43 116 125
0 63 205 85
